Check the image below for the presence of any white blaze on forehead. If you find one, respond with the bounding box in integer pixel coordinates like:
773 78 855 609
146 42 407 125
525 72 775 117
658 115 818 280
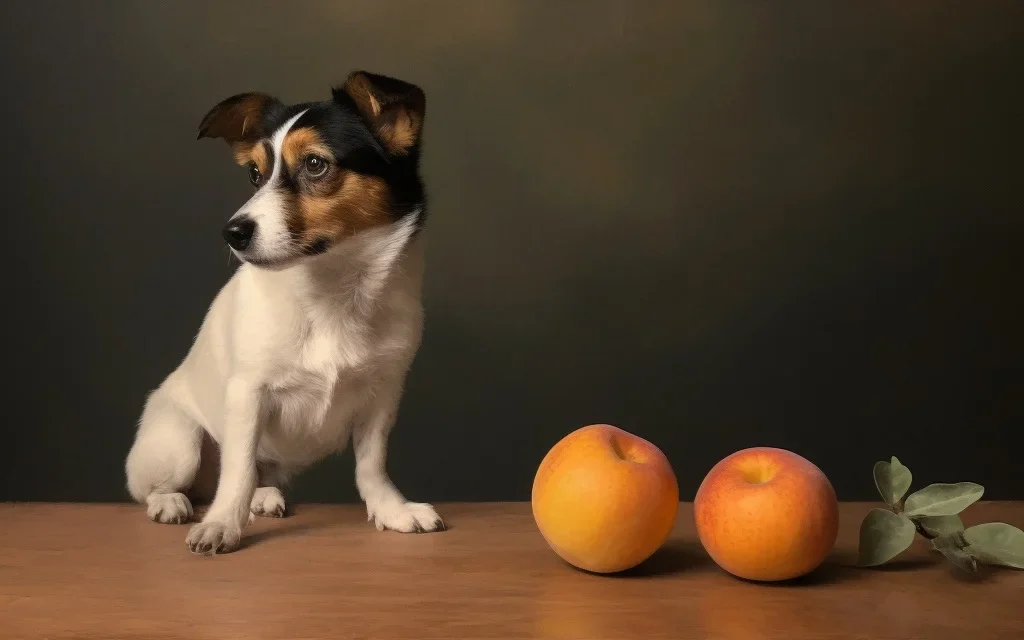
268 109 309 184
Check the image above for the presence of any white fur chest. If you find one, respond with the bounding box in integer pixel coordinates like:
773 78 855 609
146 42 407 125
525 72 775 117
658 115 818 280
249 223 425 467
259 329 365 465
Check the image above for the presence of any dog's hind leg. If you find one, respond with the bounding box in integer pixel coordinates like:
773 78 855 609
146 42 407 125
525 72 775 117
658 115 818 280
125 385 204 525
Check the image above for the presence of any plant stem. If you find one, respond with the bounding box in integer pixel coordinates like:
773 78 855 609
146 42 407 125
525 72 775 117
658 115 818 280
914 521 936 541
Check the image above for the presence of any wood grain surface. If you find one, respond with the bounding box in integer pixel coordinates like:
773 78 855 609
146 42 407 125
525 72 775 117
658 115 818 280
1 502 1022 639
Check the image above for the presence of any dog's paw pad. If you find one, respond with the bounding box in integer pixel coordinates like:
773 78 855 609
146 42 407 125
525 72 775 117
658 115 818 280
368 501 446 534
146 492 193 525
250 486 287 518
186 521 241 555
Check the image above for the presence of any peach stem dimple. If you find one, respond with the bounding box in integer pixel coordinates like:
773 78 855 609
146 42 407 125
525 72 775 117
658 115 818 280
609 435 640 463
740 459 777 484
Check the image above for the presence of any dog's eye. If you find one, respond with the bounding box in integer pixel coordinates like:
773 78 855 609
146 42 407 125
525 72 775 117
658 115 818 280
248 164 262 187
304 155 328 178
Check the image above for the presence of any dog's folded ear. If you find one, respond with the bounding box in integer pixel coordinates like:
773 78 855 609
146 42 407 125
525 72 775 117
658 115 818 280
197 92 284 144
335 71 426 156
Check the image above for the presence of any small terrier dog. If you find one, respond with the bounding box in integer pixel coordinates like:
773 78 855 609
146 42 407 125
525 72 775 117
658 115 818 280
124 71 444 555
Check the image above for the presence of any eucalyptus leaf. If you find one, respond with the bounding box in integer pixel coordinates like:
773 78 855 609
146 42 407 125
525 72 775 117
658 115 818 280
963 522 1024 569
872 460 892 505
873 457 913 508
932 532 978 573
858 508 916 567
903 482 984 517
889 456 912 504
915 515 964 538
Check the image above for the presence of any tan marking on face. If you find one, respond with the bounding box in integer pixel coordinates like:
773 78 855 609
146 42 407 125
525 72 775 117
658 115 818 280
231 141 270 175
281 128 334 171
292 172 392 247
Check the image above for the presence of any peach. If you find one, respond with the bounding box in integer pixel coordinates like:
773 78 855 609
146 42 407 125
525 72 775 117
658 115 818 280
694 446 839 581
532 424 679 573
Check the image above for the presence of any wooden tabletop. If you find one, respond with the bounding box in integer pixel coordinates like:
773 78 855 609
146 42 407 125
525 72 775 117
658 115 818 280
1 502 1021 639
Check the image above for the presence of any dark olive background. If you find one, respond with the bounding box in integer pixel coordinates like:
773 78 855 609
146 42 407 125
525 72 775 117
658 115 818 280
2 1 1021 503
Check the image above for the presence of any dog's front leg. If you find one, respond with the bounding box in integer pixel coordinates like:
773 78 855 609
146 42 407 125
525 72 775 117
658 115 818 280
354 385 446 533
186 378 261 555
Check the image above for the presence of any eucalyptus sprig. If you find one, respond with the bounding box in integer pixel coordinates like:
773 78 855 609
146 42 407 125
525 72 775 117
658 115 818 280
858 456 1024 574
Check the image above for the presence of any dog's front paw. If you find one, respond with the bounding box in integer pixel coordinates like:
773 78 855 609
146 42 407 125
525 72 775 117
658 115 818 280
250 486 287 518
186 520 241 555
146 492 193 524
368 501 446 533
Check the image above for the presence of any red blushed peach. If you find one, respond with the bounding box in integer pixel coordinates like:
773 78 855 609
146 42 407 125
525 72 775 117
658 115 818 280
694 447 839 581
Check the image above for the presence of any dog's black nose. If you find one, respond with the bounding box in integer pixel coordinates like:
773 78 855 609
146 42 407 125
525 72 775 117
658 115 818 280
222 217 256 251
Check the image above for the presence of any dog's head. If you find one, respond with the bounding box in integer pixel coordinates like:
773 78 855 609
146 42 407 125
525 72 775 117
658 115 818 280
198 71 426 268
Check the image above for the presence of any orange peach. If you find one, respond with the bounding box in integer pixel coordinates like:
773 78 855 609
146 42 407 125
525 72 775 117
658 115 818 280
694 447 838 581
532 424 679 573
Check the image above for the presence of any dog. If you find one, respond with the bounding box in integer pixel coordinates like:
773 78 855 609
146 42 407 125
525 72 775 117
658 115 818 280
124 70 444 555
